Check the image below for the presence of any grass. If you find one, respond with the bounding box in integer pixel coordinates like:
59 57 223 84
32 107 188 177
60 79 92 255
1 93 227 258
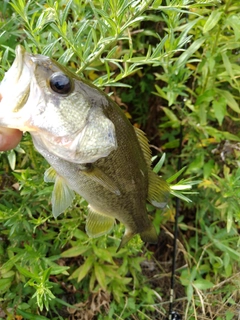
0 0 240 319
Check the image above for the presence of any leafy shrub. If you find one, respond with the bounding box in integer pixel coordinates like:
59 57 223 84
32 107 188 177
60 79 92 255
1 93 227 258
0 0 240 319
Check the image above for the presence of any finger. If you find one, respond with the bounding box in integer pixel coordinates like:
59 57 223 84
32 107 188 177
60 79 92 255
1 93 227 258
0 128 23 151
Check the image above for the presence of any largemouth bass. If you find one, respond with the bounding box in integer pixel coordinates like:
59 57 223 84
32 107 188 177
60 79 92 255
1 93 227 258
0 45 169 247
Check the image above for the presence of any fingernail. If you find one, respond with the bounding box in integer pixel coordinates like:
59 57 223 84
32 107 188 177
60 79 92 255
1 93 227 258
0 133 7 150
0 132 5 150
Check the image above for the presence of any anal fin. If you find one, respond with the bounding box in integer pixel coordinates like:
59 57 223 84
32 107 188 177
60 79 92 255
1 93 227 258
117 229 135 251
86 206 115 238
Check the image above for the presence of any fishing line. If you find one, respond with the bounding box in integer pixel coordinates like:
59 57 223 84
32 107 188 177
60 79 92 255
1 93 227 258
167 124 183 320
166 2 189 316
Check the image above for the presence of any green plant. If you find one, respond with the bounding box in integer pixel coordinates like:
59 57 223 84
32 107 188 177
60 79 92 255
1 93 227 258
0 0 240 319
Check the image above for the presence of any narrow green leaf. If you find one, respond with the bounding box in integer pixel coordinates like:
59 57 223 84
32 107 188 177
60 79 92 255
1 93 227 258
16 309 49 320
43 259 69 275
212 96 226 125
203 10 222 33
153 153 166 174
193 279 214 290
42 268 52 283
219 90 240 113
93 247 114 263
15 266 39 280
203 159 214 179
0 278 12 292
170 190 192 203
61 246 90 258
151 35 168 59
7 150 16 170
196 89 215 105
186 284 193 302
58 48 74 65
222 131 240 141
117 0 136 17
60 0 73 25
89 270 96 292
171 184 192 190
122 16 145 31
176 37 206 67
154 84 168 100
69 256 94 281
94 263 107 290
226 14 240 40
222 51 235 80
41 38 62 56
227 210 233 233
1 270 15 278
213 239 240 261
162 139 179 149
161 107 180 122
167 167 186 183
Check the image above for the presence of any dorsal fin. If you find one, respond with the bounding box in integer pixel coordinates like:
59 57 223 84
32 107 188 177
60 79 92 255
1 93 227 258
134 127 152 167
148 171 170 208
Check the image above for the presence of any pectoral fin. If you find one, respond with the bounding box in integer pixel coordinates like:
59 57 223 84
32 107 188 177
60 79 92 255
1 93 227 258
86 206 115 238
79 164 121 196
44 167 75 218
148 170 170 208
44 166 57 183
51 176 75 218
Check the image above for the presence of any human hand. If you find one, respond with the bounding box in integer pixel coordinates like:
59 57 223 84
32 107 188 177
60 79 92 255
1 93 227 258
0 128 22 151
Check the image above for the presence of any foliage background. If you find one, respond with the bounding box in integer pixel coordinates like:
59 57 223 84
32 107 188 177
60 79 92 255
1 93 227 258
0 0 240 319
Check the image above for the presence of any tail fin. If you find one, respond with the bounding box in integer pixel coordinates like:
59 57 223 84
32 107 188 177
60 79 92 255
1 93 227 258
117 224 158 251
140 224 158 244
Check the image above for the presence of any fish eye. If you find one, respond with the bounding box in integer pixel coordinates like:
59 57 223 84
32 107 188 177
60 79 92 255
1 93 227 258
49 72 72 95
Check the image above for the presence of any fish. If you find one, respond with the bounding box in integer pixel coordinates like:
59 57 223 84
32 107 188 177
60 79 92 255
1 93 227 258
0 45 169 248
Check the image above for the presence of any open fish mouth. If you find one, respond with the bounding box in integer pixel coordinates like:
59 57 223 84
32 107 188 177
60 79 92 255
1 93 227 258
11 45 25 82
0 45 35 130
1 45 27 90
0 46 25 102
